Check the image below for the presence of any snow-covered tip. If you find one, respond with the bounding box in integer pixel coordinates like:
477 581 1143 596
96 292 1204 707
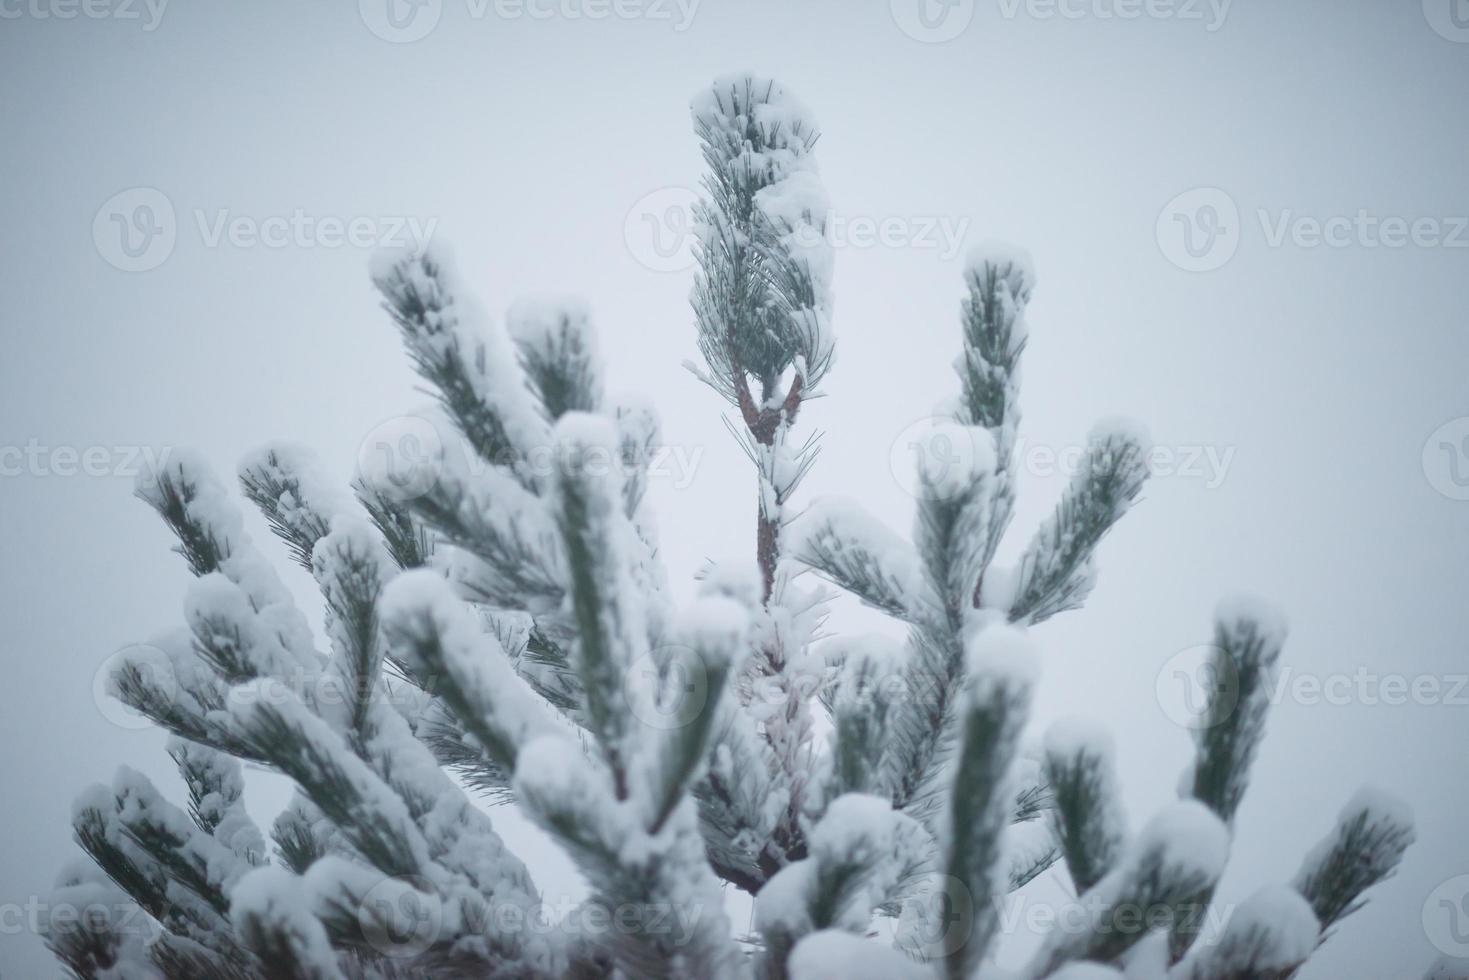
310 516 390 585
691 72 819 149
1087 416 1153 460
552 412 623 488
506 294 594 352
230 866 344 980
675 596 750 673
1048 965 1125 980
832 633 905 679
965 241 1036 298
133 446 241 536
788 930 929 980
1213 593 1290 651
239 441 352 528
1043 716 1116 765
511 735 618 830
377 570 475 670
697 555 763 608
912 420 997 501
1338 785 1414 832
1134 799 1230 884
810 793 895 851
963 623 1040 697
183 572 294 679
506 295 603 412
368 238 452 296
1203 884 1320 975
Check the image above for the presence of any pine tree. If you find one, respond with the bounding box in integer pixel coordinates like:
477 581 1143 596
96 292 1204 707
45 73 1419 980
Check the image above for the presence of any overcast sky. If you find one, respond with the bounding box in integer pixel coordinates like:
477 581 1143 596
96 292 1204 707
2 1 1467 976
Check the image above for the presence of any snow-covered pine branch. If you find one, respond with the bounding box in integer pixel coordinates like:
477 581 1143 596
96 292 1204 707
50 71 1416 980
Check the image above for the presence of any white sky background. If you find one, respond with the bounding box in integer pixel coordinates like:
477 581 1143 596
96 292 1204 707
2 0 1467 976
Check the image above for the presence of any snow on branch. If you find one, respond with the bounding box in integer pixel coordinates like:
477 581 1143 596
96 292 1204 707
1025 800 1230 977
552 413 649 799
1174 884 1319 980
1009 420 1150 626
239 442 354 572
136 450 320 671
823 634 905 800
1188 596 1289 825
1292 787 1414 941
939 625 1038 979
792 496 929 620
379 569 560 775
1044 717 1129 893
756 794 929 978
229 866 344 980
371 244 550 485
507 295 603 421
